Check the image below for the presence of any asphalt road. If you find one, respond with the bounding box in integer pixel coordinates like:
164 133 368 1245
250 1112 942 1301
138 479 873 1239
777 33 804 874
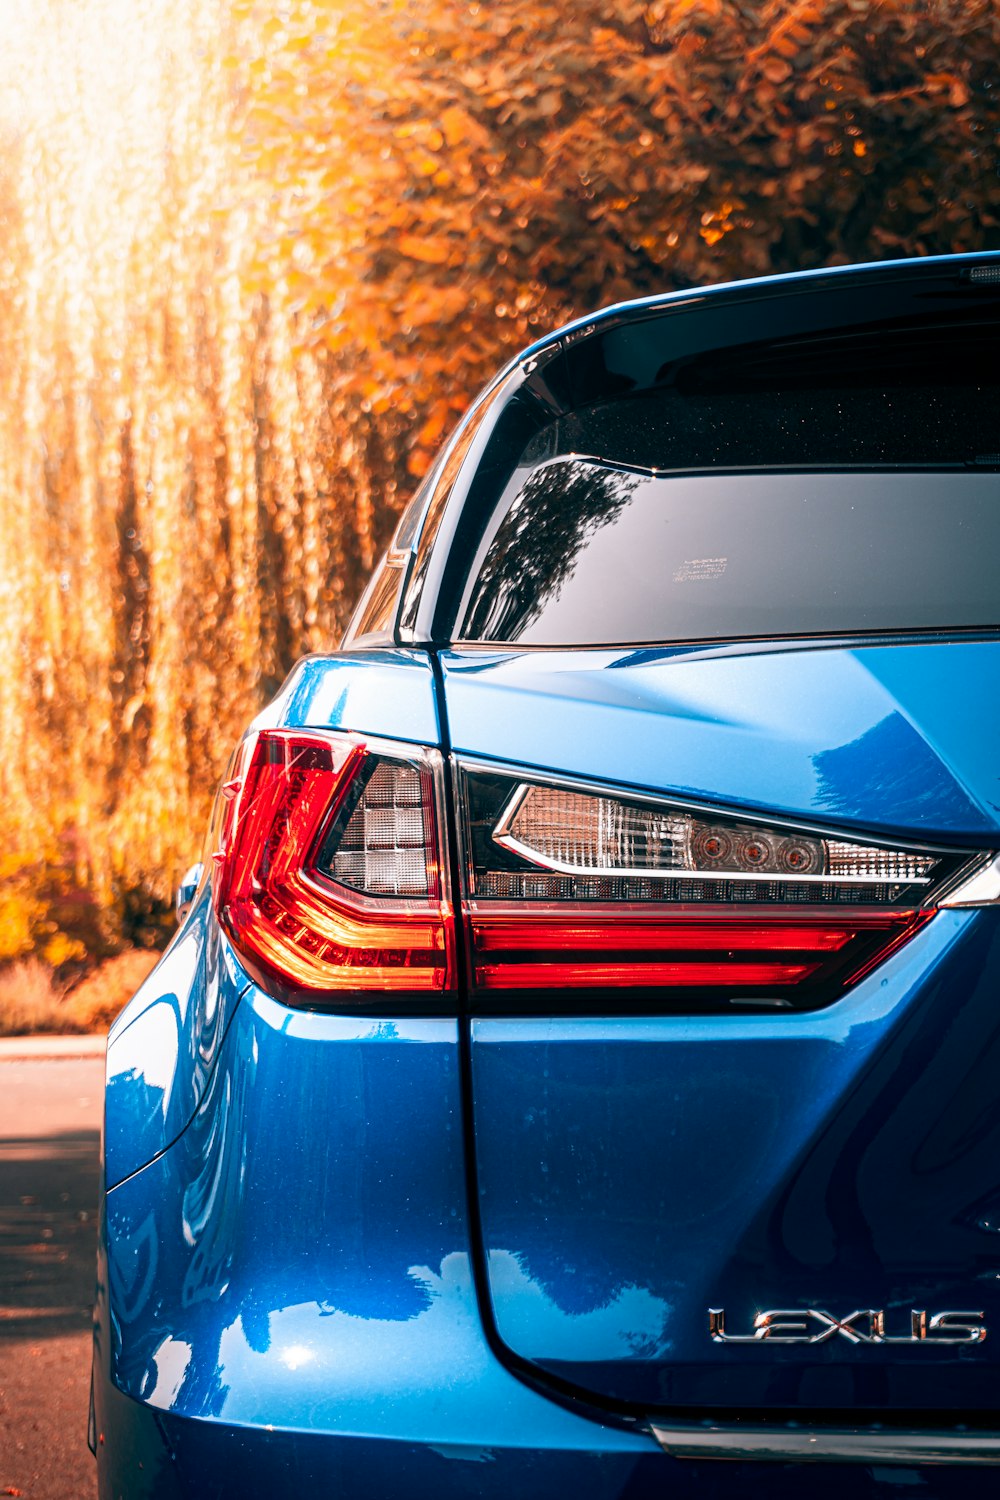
0 1050 104 1500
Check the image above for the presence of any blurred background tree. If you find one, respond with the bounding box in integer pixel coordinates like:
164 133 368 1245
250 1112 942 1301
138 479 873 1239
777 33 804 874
0 0 996 984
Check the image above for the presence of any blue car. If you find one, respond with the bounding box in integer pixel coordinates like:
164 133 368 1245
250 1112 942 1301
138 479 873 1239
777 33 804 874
93 253 1000 1498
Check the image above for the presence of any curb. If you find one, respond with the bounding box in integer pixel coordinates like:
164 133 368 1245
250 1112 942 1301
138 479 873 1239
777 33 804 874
0 1034 107 1061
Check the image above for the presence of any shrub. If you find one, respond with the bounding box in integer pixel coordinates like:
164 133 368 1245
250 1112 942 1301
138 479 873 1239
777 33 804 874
0 958 80 1036
0 948 163 1036
65 949 163 1034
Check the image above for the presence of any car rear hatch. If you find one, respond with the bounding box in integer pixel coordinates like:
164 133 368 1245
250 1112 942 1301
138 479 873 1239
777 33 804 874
441 635 1000 1414
421 266 1000 1417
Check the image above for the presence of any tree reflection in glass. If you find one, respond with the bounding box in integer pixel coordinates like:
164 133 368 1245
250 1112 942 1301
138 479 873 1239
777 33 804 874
463 460 639 642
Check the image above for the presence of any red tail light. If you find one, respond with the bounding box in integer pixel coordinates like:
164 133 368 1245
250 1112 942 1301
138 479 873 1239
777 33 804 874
211 729 454 997
458 767 973 1010
467 906 930 999
210 736 982 1011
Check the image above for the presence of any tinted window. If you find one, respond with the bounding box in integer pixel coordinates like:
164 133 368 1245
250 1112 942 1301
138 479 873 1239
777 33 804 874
459 461 1000 645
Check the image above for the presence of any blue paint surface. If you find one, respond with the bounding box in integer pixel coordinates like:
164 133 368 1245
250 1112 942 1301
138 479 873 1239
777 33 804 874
441 639 1000 838
97 990 653 1460
104 887 252 1188
255 648 440 745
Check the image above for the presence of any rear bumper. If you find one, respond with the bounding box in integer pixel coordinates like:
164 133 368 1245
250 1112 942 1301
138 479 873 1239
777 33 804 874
92 1376 1000 1500
93 1370 659 1500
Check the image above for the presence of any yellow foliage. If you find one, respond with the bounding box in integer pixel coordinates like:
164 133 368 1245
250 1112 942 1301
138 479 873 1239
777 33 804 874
0 846 85 965
0 880 47 964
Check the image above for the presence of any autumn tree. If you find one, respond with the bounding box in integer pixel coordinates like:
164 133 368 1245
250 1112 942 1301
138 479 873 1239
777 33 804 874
0 0 996 963
239 0 1000 472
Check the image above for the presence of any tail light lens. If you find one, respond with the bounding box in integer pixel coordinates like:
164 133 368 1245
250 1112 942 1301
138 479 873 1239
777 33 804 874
211 729 454 999
460 769 978 1009
210 734 986 1013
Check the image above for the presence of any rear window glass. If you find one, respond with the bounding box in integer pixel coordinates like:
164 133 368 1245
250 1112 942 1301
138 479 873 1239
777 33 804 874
458 462 1000 645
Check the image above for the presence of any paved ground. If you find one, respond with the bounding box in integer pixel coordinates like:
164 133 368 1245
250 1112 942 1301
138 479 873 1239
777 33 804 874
0 1051 104 1500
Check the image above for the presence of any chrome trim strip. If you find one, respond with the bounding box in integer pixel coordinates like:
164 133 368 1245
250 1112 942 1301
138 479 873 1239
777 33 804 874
493 830 930 885
651 1422 1000 1465
941 853 1000 907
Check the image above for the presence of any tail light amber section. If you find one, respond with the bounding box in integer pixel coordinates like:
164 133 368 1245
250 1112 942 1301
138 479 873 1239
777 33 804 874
211 729 454 998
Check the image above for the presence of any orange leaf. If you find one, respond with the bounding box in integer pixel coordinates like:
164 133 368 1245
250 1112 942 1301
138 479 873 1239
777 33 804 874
440 104 478 147
417 400 451 447
397 233 452 265
762 58 792 84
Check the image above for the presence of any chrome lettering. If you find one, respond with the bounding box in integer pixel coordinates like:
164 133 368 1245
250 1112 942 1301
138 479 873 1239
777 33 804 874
882 1309 927 1344
753 1310 814 1342
927 1311 987 1344
709 1308 756 1344
710 1308 987 1345
803 1309 881 1344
